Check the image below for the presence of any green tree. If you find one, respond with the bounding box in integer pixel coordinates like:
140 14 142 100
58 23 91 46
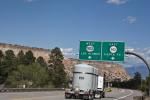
0 50 4 62
48 47 67 87
0 50 17 83
140 80 147 92
112 72 142 90
24 50 35 65
144 76 150 95
133 72 142 89
5 63 51 88
0 50 4 83
36 56 47 68
17 50 25 65
0 50 4 67
4 50 17 70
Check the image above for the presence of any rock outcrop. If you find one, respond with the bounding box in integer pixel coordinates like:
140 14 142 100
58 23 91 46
0 43 51 62
63 58 131 82
0 43 131 82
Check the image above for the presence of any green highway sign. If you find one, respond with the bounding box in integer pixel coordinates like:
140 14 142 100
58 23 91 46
79 41 101 60
102 42 125 61
79 41 125 61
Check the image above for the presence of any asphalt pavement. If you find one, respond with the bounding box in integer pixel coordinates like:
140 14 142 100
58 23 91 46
0 88 142 100
101 88 142 100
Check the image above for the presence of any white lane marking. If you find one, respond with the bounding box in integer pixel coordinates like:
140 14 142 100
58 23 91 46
113 90 133 100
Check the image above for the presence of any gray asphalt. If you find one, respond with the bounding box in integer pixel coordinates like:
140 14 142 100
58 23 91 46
0 89 142 100
101 88 142 100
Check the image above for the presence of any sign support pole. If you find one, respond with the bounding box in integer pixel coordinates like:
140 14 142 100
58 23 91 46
125 51 150 96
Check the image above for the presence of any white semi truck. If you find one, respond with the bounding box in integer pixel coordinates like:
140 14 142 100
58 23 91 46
65 64 105 100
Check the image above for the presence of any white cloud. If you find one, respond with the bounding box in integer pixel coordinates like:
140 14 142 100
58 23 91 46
60 48 78 58
25 0 37 3
125 48 134 52
124 47 150 67
61 48 74 53
106 0 128 5
143 48 150 61
125 48 136 59
123 16 137 24
26 0 33 2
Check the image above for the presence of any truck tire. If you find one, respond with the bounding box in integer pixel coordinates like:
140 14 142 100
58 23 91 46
65 95 71 99
94 93 101 99
101 92 105 98
71 95 75 99
65 95 69 99
83 95 93 100
65 95 68 99
65 96 69 99
89 95 94 100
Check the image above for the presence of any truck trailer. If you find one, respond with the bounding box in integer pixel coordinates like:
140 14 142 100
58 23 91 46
65 64 105 100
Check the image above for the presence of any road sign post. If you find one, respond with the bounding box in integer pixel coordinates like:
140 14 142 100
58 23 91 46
125 51 150 96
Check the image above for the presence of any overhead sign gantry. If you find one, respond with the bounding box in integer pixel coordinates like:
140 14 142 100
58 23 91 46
79 41 125 61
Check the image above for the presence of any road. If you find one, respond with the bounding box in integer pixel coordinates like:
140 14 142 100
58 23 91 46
101 88 142 100
0 89 142 100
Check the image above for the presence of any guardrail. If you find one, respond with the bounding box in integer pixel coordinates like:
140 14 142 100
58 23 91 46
0 88 64 92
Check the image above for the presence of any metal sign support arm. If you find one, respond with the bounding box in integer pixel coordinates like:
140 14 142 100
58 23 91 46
125 51 150 96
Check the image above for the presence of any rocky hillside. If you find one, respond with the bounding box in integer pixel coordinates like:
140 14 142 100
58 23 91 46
63 58 131 82
0 43 131 82
0 43 51 62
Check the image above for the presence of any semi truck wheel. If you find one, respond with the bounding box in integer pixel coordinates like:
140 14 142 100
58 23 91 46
88 95 94 100
101 92 105 98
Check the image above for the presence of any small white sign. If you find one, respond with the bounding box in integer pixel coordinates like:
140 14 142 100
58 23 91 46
86 46 94 52
110 46 117 53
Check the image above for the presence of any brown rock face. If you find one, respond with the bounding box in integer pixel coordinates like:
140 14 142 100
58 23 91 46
63 58 131 82
0 43 51 62
0 43 130 82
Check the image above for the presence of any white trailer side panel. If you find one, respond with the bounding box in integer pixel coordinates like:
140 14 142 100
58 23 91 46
97 76 104 90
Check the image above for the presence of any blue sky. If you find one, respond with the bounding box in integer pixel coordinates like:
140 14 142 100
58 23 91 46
0 0 150 61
